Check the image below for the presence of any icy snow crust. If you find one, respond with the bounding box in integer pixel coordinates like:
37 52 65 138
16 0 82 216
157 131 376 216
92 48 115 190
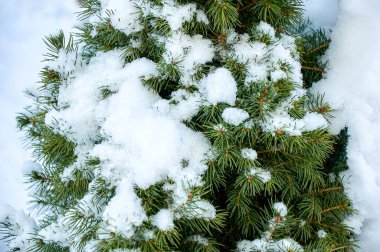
3 0 327 249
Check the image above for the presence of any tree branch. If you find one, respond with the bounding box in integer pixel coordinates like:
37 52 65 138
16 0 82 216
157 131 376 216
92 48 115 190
237 0 258 13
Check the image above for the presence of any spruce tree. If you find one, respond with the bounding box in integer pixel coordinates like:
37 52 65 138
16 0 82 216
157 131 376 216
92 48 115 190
1 0 355 251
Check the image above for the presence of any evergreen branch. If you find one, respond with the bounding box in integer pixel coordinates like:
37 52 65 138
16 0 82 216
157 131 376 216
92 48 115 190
320 202 349 215
301 66 325 73
316 186 344 195
311 222 345 232
237 0 258 13
330 245 351 251
304 41 330 56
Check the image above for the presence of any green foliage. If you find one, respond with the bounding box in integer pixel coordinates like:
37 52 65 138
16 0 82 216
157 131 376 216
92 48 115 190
43 30 76 61
206 0 239 33
1 0 356 251
294 20 331 88
251 0 303 29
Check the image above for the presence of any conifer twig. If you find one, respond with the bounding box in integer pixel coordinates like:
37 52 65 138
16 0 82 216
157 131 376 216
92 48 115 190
237 0 258 13
304 41 330 56
321 202 349 214
301 66 325 73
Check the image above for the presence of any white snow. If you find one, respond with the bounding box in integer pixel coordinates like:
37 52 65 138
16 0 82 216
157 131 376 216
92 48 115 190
256 21 276 39
310 0 380 249
226 22 303 87
0 1 78 250
163 31 214 85
236 202 302 252
100 0 144 35
21 160 42 176
170 90 202 120
273 202 288 217
304 0 339 30
102 179 148 238
231 34 267 64
248 167 271 183
161 1 198 30
45 49 215 240
187 235 209 245
0 205 37 251
45 49 79 77
241 148 258 161
317 229 327 238
38 216 70 247
261 101 328 136
199 68 237 106
268 238 304 252
270 69 287 82
151 209 175 231
236 239 267 252
236 237 303 252
301 112 329 132
191 200 216 219
2 0 380 249
222 108 249 126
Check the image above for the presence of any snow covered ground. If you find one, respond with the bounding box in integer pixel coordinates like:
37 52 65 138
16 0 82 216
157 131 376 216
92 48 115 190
304 0 339 30
310 0 380 249
0 0 379 250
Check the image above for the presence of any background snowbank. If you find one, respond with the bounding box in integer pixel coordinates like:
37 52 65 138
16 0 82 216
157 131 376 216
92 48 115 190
311 0 380 249
304 0 339 30
0 1 77 249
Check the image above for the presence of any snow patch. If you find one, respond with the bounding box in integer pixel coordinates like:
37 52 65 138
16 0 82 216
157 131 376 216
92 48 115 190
151 209 174 231
222 107 249 126
199 68 237 106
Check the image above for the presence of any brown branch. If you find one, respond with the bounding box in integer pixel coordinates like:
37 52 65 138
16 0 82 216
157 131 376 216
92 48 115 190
304 41 330 56
238 0 258 13
317 186 344 194
330 245 351 252
321 202 349 215
305 136 330 143
267 216 283 241
256 149 278 154
311 222 344 232
302 66 325 73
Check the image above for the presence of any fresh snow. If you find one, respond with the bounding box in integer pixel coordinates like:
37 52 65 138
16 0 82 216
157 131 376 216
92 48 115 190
0 206 37 251
163 31 214 85
261 101 328 136
273 202 288 217
0 1 78 250
236 202 303 251
268 238 303 252
44 50 215 240
317 229 327 239
310 0 380 249
21 160 42 176
151 209 174 231
241 148 258 161
1 0 380 250
199 68 237 106
256 21 276 39
248 167 271 183
100 0 144 35
304 0 339 30
222 107 249 126
187 235 209 245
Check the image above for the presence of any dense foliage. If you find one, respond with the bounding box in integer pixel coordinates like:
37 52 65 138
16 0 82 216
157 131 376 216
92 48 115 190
1 0 355 251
